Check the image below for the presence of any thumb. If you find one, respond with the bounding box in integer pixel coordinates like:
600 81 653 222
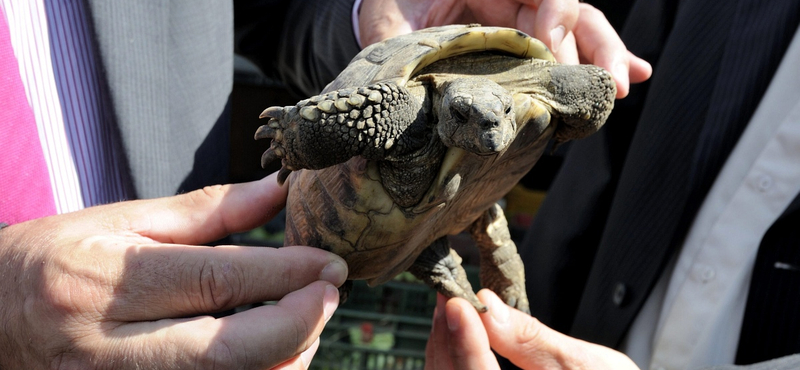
478 289 569 368
477 289 640 370
272 338 321 370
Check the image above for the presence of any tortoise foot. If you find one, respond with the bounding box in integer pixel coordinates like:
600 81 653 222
408 237 486 312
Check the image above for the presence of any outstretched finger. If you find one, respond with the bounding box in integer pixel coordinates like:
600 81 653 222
627 50 653 84
105 245 347 321
95 281 339 370
84 171 289 246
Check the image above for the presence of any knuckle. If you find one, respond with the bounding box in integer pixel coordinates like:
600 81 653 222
188 185 229 206
188 259 244 313
516 316 546 348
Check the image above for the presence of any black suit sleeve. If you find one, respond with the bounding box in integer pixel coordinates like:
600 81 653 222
234 0 361 98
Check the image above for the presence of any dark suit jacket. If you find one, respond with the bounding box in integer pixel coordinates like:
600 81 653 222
82 0 357 198
519 0 800 366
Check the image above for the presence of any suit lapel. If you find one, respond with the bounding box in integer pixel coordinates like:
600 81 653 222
568 0 738 346
570 0 800 347
685 0 800 213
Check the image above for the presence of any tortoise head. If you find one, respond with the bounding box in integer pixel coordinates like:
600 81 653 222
436 77 517 155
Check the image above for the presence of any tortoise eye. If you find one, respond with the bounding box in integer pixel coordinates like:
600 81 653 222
505 105 512 115
450 106 469 123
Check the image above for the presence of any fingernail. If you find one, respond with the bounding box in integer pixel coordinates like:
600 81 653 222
319 259 348 287
549 25 565 53
487 292 509 325
446 303 461 332
323 284 339 323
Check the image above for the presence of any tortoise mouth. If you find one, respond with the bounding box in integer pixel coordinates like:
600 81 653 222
475 129 514 154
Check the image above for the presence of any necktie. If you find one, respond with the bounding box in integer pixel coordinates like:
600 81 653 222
0 11 56 225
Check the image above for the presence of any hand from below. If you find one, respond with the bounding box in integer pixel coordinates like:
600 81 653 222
425 290 640 370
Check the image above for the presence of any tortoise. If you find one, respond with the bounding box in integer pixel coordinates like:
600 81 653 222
255 25 615 313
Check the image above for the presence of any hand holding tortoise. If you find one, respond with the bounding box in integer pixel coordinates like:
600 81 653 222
357 0 652 98
425 291 640 370
0 172 348 369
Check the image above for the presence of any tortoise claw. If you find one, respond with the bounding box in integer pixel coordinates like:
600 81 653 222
260 148 278 168
254 124 276 140
259 106 285 120
277 166 293 185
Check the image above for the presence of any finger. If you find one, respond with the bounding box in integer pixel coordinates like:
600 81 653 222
95 171 289 245
627 50 653 84
529 0 580 54
108 245 347 321
273 337 321 370
444 297 500 370
477 289 567 368
478 290 640 369
426 294 454 370
99 281 338 370
572 3 641 98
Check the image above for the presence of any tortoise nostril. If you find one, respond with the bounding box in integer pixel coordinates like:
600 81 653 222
481 119 500 130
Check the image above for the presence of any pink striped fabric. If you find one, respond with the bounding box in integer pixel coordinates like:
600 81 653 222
1 0 129 219
0 5 56 224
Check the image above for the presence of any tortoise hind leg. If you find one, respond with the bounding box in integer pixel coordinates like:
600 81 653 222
468 203 530 314
408 237 485 312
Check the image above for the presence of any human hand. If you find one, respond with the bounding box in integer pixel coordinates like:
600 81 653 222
357 0 652 98
0 171 348 370
425 290 640 370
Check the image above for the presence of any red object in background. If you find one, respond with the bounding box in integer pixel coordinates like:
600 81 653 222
360 322 374 344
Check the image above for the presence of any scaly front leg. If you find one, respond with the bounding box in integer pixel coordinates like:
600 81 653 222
255 82 424 184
